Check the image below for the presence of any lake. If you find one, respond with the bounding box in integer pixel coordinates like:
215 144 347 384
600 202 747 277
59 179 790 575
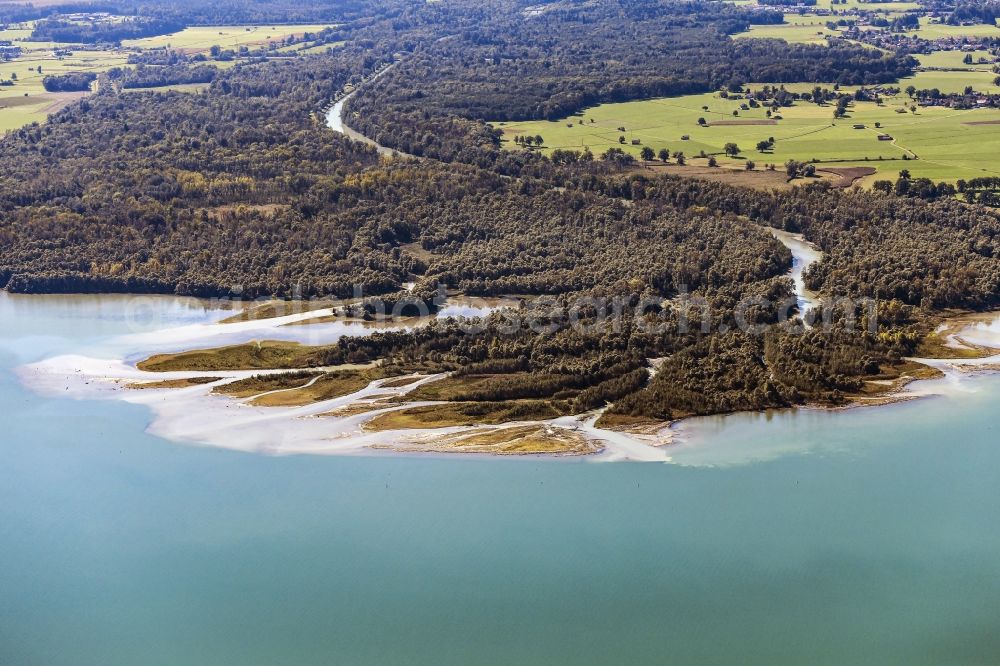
2 292 1000 664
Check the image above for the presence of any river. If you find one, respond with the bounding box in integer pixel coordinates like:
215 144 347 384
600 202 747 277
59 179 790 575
770 227 822 319
325 65 401 157
4 292 1000 663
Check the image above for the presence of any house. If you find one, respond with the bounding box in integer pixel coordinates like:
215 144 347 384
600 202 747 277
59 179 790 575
853 124 865 129
878 134 893 141
630 139 641 145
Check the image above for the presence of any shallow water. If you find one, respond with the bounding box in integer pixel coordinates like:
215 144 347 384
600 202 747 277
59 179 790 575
4 293 1000 664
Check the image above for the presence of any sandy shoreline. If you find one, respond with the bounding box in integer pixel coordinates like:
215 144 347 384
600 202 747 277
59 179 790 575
19 353 675 461
15 297 1000 463
16 300 675 462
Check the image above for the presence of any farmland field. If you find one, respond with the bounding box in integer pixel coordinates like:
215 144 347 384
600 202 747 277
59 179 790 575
916 50 996 70
497 87 1000 183
120 24 336 53
734 0 920 11
119 82 209 94
733 15 839 44
736 13 1000 44
0 22 127 131
912 17 1000 39
0 20 336 131
899 69 999 94
812 0 920 10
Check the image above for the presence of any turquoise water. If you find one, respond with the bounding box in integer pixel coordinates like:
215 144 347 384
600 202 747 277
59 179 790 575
3 294 1000 665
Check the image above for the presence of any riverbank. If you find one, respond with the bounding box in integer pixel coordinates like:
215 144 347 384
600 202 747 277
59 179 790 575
325 61 407 157
768 227 822 319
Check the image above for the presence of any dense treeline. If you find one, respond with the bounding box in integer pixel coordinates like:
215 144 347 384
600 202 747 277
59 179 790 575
298 290 910 421
873 173 958 202
125 0 399 25
955 177 1000 206
619 176 1000 310
111 63 219 89
29 17 185 44
2 0 407 27
41 72 96 92
943 0 1000 25
606 325 905 420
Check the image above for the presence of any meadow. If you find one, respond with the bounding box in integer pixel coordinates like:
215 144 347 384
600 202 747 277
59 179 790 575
916 50 996 70
812 0 919 10
0 20 335 131
899 68 999 94
733 14 839 44
912 16 1000 39
120 82 209 94
497 87 1000 183
735 12 1000 44
727 0 919 10
120 24 336 53
0 23 128 131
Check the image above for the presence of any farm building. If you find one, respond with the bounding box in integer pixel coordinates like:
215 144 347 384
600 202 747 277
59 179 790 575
877 134 893 141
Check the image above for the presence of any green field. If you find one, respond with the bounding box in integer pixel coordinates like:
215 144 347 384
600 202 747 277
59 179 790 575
912 17 1000 39
497 87 1000 183
0 95 60 131
899 69 999 94
0 20 336 131
0 22 128 131
737 12 1000 44
813 0 920 10
121 24 335 52
735 0 920 11
916 50 997 70
120 82 209 94
734 15 839 44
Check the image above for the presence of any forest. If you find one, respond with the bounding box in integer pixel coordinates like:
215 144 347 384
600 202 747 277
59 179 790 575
28 17 185 44
112 63 219 89
1 0 999 422
41 72 97 92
